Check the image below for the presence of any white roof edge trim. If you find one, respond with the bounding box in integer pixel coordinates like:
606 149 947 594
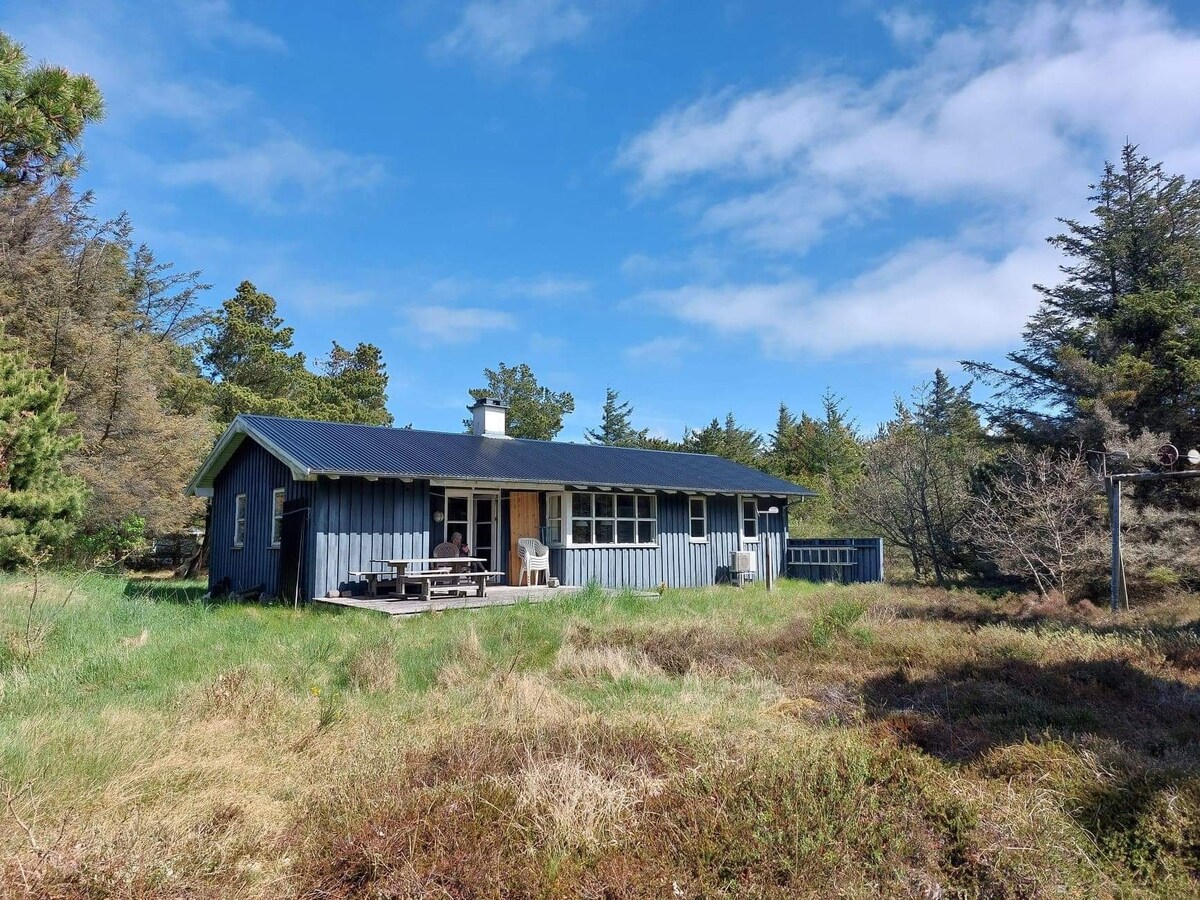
184 416 314 497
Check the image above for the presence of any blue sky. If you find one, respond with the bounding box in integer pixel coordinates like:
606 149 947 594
10 0 1200 440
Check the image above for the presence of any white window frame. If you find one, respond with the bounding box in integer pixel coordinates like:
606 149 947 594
546 493 564 545
688 495 708 543
740 495 760 545
552 491 658 548
233 493 247 549
270 488 285 549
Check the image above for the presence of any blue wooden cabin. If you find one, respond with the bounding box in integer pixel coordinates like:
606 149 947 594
186 399 814 601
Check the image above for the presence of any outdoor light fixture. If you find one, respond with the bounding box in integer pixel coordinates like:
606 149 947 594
433 510 445 523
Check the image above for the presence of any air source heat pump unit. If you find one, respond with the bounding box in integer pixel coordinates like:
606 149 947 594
730 550 756 575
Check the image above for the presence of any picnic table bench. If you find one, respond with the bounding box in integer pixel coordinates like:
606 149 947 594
363 558 503 601
399 568 505 601
347 570 397 599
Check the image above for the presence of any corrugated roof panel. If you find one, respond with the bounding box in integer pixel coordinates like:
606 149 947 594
194 414 815 496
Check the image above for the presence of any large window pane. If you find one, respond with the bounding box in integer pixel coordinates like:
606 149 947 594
617 520 636 543
572 520 592 544
690 518 705 539
689 497 703 518
447 496 469 520
573 493 592 518
637 495 652 519
595 520 615 543
595 493 614 518
616 495 635 518
638 521 655 544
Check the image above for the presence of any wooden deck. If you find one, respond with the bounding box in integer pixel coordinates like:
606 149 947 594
314 584 592 616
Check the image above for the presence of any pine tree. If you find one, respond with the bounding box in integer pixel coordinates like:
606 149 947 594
967 144 1200 445
585 387 649 446
202 281 308 424
465 362 574 440
0 183 214 539
317 341 393 426
0 342 85 566
768 393 863 536
0 33 104 184
683 413 763 467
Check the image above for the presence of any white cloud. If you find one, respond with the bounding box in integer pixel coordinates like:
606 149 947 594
178 0 286 51
510 274 592 298
159 137 386 212
878 8 935 46
435 0 591 66
620 1 1200 247
10 1 378 212
640 238 1056 356
624 335 696 368
422 272 590 301
404 306 517 343
12 3 252 128
618 1 1200 356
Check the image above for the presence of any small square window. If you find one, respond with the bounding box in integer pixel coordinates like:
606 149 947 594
616 494 635 518
572 520 592 544
595 493 615 518
595 520 615 544
637 520 655 544
637 495 652 518
617 520 636 543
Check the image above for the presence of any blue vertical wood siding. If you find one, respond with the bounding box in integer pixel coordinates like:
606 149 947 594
209 439 315 598
312 476 431 597
211 443 793 598
786 537 884 583
548 494 788 590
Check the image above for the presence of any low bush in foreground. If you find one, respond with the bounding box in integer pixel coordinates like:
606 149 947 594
0 575 1197 897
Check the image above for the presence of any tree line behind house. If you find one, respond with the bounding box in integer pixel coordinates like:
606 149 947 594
1 34 1198 603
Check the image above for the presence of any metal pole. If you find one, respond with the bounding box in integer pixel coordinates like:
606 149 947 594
1109 477 1128 613
764 513 775 592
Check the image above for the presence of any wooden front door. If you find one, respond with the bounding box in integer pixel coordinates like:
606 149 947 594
509 492 540 583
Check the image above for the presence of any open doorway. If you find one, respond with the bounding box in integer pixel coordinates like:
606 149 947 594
442 490 500 573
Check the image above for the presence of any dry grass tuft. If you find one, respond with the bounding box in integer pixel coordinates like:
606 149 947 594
505 751 662 854
346 638 398 692
120 628 149 648
554 642 663 680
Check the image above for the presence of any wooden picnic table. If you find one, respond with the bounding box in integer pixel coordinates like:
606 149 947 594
374 557 486 576
372 557 494 601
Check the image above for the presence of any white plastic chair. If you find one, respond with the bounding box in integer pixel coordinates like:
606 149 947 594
517 537 550 586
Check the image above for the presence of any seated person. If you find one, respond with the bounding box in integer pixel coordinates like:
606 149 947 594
450 531 484 571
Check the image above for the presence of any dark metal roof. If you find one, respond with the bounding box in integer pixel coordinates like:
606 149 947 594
189 414 815 496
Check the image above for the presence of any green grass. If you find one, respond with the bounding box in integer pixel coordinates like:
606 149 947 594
1 573 1198 897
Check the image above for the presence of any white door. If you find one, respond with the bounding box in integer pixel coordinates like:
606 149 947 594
472 493 499 573
441 491 499 573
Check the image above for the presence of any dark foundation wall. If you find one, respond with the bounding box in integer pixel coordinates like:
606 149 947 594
209 439 315 598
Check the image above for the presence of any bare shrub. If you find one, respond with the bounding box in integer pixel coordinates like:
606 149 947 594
966 447 1105 599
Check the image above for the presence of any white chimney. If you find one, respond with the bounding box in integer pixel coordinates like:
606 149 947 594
469 397 509 438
